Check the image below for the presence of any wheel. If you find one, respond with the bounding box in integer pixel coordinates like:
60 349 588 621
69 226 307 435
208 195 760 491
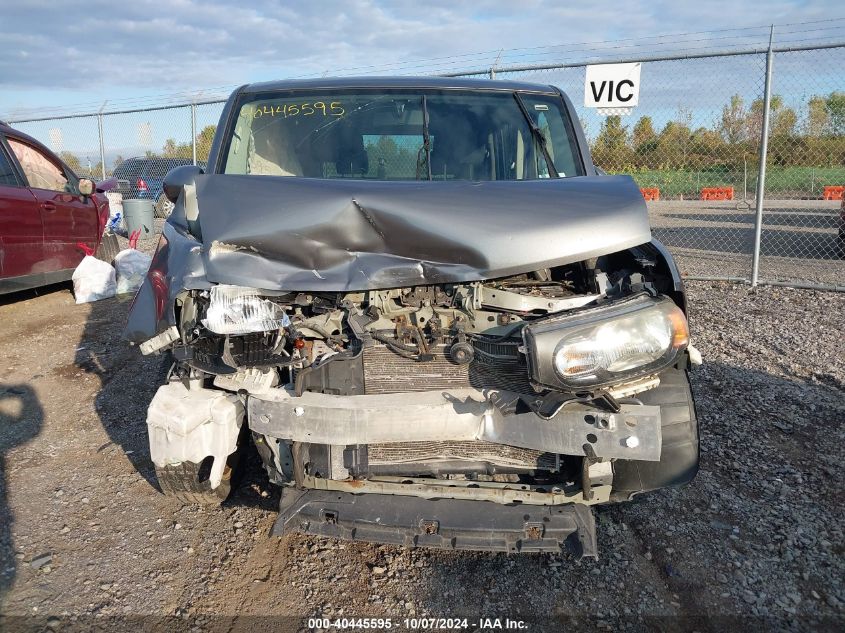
155 449 242 506
154 192 174 219
95 231 121 264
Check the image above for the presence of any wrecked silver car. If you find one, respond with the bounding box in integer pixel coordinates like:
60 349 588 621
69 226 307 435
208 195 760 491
125 77 699 556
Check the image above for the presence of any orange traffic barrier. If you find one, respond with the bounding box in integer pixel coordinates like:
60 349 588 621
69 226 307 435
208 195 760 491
822 185 844 200
700 187 734 201
640 187 660 201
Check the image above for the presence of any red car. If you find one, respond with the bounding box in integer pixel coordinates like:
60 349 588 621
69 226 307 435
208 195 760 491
0 121 113 294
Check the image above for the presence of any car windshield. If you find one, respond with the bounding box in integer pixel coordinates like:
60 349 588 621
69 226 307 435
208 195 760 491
222 89 584 181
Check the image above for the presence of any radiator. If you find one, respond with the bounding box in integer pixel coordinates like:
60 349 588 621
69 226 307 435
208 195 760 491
362 343 535 395
368 440 558 471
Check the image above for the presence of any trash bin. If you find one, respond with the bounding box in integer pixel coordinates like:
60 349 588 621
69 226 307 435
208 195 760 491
123 199 155 240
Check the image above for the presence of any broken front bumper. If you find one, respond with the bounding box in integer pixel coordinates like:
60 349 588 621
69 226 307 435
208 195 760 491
248 387 662 462
273 488 598 556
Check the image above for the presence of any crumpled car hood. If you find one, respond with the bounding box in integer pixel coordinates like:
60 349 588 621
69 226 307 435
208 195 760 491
195 174 651 291
124 173 651 343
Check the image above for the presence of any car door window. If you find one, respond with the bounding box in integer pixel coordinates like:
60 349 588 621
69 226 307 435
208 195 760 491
7 138 70 192
0 146 21 186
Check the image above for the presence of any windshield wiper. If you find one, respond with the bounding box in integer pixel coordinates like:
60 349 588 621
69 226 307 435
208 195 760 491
416 95 433 180
513 93 559 178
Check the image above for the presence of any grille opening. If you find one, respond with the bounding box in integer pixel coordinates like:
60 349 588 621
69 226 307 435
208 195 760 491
362 342 533 395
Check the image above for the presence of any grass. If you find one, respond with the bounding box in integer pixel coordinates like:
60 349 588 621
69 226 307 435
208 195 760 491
613 166 845 199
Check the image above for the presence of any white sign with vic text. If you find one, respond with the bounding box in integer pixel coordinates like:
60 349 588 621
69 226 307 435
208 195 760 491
584 62 642 108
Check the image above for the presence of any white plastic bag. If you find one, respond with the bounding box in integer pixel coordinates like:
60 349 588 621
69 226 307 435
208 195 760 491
105 192 124 233
114 248 152 295
72 255 116 304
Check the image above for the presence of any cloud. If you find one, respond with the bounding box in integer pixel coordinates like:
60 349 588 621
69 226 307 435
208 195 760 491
0 0 841 113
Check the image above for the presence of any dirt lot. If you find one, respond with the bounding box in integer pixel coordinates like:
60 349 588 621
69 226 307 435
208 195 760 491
0 279 843 632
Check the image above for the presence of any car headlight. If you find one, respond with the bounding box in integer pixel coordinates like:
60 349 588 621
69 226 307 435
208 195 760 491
522 294 689 390
203 285 290 335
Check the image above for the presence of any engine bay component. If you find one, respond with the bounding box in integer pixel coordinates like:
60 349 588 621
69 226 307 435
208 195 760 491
203 285 291 335
449 340 474 365
146 381 244 489
478 283 599 314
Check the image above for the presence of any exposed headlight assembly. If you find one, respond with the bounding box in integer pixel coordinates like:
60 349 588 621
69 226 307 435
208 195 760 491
522 294 689 390
203 285 290 335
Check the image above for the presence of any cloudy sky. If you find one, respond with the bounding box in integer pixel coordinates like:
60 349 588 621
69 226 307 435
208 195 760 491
1 0 843 119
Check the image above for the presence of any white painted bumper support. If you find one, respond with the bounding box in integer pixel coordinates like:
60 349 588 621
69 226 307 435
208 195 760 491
146 381 244 489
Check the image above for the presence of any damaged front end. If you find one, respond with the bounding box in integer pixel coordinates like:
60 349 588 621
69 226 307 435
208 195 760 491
128 175 699 556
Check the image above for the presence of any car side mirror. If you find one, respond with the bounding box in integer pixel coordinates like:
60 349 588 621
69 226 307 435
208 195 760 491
95 177 118 193
78 178 95 196
163 165 204 203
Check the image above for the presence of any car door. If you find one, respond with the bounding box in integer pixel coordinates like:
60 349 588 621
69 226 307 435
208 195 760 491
7 137 100 272
0 139 44 282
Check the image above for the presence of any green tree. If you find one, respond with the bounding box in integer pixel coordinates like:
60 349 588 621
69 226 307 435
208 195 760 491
632 116 656 150
719 95 747 144
162 138 192 159
747 95 797 140
746 95 771 142
161 127 217 162
690 127 723 154
656 121 693 168
591 115 633 172
772 107 797 137
594 115 628 150
365 136 405 177
59 151 82 173
195 125 216 162
826 92 845 135
806 96 829 136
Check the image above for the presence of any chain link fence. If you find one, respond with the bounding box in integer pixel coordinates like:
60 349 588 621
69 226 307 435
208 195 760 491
753 46 845 287
10 101 226 210
494 53 769 283
6 44 844 290
479 45 845 290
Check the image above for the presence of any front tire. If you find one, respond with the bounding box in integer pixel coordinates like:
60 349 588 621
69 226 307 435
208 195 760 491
155 449 241 506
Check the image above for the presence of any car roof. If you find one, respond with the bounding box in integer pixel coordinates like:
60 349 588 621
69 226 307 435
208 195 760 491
0 121 84 179
0 121 52 149
240 75 561 95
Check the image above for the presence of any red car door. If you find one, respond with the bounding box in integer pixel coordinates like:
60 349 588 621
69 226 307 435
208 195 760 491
0 142 44 280
7 137 100 272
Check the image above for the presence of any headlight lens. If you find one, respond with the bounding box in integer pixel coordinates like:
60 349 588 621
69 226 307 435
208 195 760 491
203 285 290 335
523 295 688 390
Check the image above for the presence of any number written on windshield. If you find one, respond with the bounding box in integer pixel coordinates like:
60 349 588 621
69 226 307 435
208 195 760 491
253 102 345 118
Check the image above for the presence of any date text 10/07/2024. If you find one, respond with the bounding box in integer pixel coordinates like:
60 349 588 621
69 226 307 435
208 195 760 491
306 618 529 630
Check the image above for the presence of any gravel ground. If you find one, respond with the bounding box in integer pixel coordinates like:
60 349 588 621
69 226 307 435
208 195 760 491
0 279 843 632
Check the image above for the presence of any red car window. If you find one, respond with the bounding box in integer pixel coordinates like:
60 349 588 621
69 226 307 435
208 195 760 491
0 146 22 186
8 138 69 192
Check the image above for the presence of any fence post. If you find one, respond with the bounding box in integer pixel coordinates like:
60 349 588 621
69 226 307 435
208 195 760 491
489 49 502 79
97 113 106 180
743 159 747 202
750 27 775 287
191 103 197 166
